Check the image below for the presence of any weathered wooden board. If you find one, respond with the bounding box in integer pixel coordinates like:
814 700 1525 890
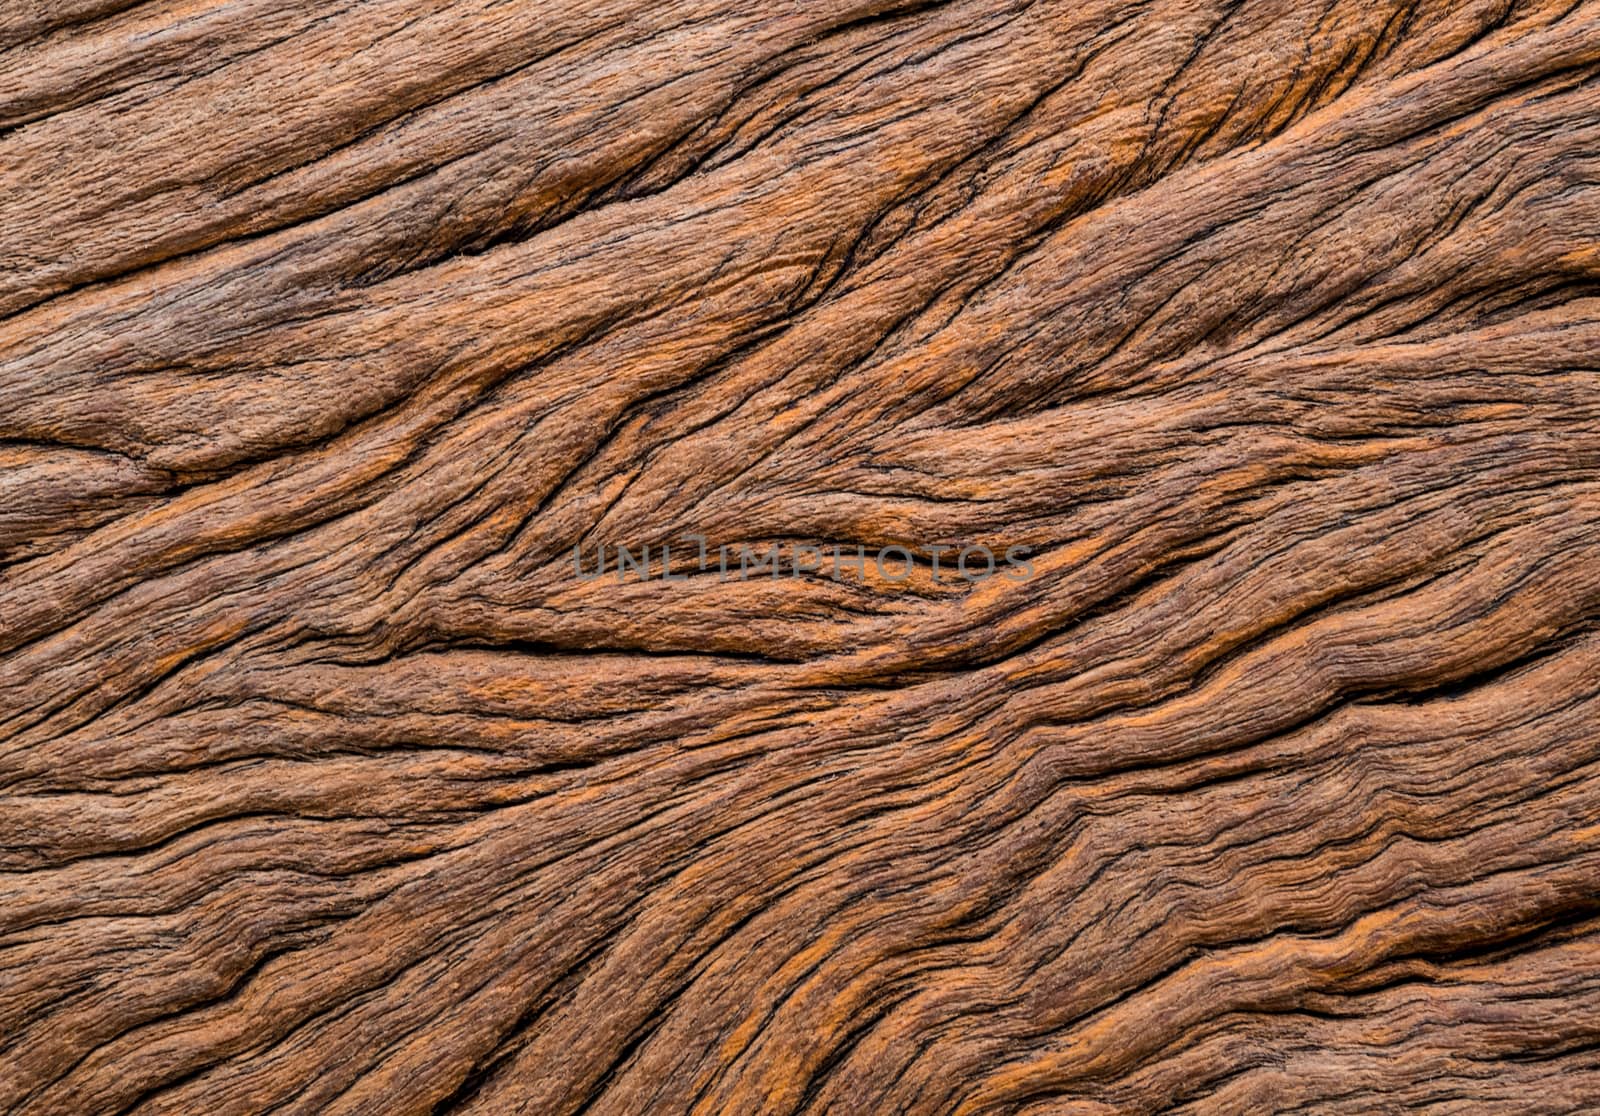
3 0 1600 1112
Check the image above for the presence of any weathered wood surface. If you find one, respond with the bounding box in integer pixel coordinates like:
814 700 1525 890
3 1 1600 1112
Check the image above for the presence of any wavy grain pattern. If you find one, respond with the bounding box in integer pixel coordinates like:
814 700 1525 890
3 0 1600 1112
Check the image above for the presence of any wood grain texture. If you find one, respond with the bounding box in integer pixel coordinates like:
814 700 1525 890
3 0 1600 1112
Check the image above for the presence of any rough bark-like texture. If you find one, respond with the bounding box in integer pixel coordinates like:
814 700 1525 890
3 1 1600 1112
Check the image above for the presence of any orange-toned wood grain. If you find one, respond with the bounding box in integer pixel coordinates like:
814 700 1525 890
2 0 1600 1112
